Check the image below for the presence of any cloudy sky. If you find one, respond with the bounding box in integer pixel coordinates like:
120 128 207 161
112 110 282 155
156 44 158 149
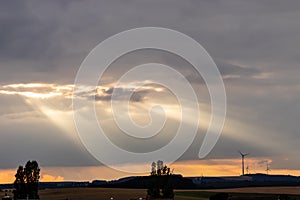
1 0 300 183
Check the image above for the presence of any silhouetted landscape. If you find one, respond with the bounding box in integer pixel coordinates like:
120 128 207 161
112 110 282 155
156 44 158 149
2 160 300 199
2 173 300 191
3 171 300 199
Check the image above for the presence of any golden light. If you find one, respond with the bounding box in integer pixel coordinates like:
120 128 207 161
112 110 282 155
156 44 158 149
0 90 62 98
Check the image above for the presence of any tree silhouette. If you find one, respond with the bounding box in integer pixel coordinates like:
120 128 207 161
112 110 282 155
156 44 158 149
25 160 40 199
151 162 157 176
13 160 40 200
147 160 174 199
157 160 163 176
13 166 26 199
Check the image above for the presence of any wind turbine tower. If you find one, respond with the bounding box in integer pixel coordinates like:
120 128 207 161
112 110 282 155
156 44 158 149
266 162 271 175
239 151 249 176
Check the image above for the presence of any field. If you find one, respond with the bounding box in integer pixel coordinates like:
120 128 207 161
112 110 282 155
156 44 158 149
200 186 300 195
1 188 202 200
2 186 300 200
176 186 300 200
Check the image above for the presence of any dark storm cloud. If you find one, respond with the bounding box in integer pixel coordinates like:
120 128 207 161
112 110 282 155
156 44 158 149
1 0 299 83
0 1 64 68
0 0 298 83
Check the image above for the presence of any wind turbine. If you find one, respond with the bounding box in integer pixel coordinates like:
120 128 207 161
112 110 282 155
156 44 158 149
239 151 249 176
246 165 249 174
266 162 271 175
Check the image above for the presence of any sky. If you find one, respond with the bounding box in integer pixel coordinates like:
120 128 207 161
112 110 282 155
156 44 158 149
1 0 300 183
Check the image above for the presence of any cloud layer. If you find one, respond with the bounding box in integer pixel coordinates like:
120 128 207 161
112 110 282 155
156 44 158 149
0 0 300 180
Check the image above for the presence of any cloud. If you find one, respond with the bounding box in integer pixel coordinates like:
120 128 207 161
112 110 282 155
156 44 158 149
184 60 263 84
0 111 44 120
93 85 164 102
0 169 15 184
41 174 64 182
0 83 73 99
0 0 299 84
0 82 165 104
257 159 273 168
217 61 261 79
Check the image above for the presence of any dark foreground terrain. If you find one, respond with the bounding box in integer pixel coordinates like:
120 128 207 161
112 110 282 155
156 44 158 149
2 186 300 200
1 188 200 200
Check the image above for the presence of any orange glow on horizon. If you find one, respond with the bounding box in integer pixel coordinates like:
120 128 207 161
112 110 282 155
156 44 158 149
1 159 300 184
41 174 64 182
0 169 15 184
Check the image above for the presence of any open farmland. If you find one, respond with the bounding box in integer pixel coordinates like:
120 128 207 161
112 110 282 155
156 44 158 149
176 186 300 199
199 186 300 195
3 186 300 200
1 188 205 200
